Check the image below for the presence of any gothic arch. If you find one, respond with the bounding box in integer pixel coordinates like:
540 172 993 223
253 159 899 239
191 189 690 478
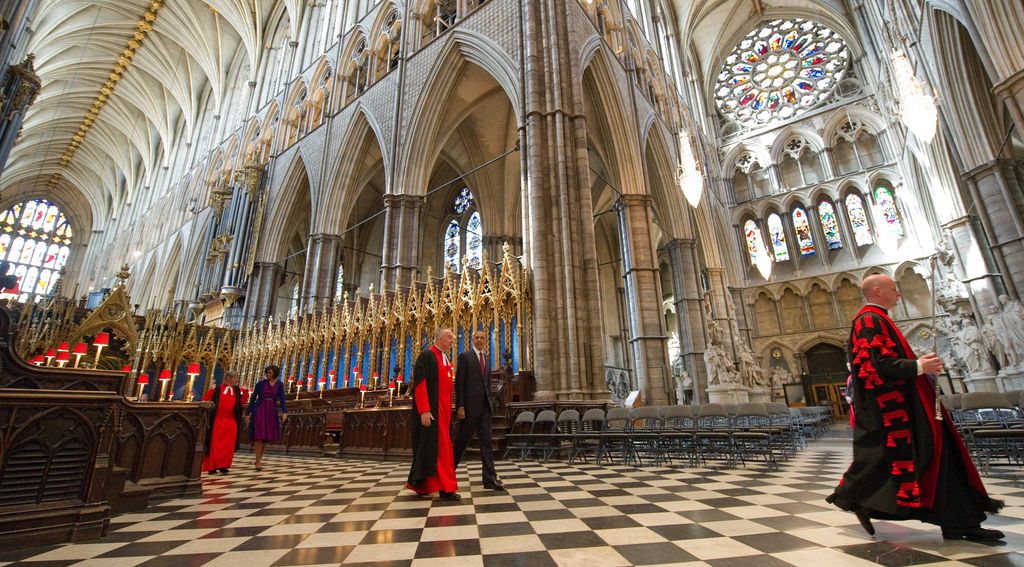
318 106 389 234
259 155 313 263
769 125 827 163
582 49 644 195
399 29 522 197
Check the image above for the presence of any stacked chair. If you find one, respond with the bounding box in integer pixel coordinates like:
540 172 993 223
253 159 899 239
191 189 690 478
949 391 1024 474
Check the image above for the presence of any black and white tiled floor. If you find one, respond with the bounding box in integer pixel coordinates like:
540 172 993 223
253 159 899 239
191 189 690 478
3 431 1024 566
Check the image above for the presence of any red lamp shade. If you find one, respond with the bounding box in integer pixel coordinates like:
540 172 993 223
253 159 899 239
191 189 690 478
57 342 70 353
306 373 313 381
159 369 172 381
55 351 70 362
187 363 200 375
287 375 295 382
373 372 379 379
359 383 367 392
32 355 44 365
388 381 396 389
352 366 359 374
121 364 132 372
93 332 110 347
137 375 149 385
318 377 326 384
72 342 87 355
45 348 56 358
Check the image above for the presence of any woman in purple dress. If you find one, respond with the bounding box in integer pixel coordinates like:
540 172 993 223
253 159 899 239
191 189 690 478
247 364 287 470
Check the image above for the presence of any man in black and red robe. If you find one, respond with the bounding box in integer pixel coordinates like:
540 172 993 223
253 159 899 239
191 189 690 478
827 275 1003 541
406 327 460 501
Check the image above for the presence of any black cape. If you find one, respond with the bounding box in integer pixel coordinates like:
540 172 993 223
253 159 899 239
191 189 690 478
407 348 441 487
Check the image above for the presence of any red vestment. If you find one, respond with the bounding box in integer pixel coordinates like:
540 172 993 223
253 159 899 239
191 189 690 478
203 385 239 471
406 345 457 494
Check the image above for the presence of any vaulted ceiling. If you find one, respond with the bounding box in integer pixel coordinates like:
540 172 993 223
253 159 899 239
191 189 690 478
1 0 853 234
0 0 306 228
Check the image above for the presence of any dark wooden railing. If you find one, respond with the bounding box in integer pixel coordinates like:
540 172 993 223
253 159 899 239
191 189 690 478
0 307 209 551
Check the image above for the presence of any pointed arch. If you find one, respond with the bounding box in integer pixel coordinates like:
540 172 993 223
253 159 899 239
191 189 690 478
260 154 313 262
318 106 390 234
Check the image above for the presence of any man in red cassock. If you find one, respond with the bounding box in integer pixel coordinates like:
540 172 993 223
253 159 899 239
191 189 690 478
203 370 243 474
827 275 1003 541
406 327 460 500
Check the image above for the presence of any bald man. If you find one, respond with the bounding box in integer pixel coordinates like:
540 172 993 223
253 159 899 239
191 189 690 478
827 275 1003 541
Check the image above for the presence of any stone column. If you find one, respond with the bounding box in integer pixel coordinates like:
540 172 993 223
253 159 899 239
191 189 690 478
522 0 607 400
302 234 342 307
665 238 708 403
964 2 1024 135
380 194 422 288
963 160 1024 298
615 195 671 405
245 261 282 323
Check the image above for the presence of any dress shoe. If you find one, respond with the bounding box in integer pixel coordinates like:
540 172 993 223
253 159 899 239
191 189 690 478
439 491 462 501
219 468 230 474
206 470 218 475
854 509 875 536
483 481 506 491
942 527 1005 541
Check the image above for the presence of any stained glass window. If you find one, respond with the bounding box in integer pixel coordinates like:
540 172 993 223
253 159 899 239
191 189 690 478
766 214 790 261
0 200 74 302
714 18 849 125
792 208 815 255
744 220 768 266
818 201 843 249
454 187 475 214
874 186 905 238
443 189 484 273
845 194 873 246
444 220 461 272
466 212 483 270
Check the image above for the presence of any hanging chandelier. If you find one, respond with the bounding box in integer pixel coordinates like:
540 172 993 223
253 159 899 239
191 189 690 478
890 50 937 143
676 131 705 207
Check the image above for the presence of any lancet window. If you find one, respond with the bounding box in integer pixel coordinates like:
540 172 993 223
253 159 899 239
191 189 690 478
844 193 873 246
766 213 789 261
743 219 768 269
818 200 843 249
792 207 816 255
873 185 905 238
443 188 484 273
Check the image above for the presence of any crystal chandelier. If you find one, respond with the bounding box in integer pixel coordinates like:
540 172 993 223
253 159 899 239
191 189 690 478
890 50 937 143
676 131 705 207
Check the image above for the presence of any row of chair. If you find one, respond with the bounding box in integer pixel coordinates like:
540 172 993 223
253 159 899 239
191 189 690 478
943 391 1024 474
502 402 829 470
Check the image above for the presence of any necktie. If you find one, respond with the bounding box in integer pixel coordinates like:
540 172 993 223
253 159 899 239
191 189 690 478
479 352 485 374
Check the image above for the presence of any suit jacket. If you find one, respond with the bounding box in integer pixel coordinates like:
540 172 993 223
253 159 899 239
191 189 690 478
456 349 491 418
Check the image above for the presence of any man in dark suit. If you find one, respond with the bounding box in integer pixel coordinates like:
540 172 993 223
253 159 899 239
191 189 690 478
454 330 504 490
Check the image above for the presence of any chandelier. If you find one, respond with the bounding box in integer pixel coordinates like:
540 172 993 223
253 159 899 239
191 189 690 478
890 50 937 143
676 131 705 207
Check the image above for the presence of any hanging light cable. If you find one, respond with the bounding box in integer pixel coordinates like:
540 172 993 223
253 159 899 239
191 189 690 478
890 49 937 143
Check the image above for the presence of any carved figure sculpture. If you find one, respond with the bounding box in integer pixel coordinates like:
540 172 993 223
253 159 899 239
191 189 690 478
997 295 1024 363
983 305 1015 368
953 311 993 375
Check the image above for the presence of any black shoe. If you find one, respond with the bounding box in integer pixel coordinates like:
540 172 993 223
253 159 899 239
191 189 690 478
219 468 229 474
854 509 875 536
439 491 462 501
942 527 1005 541
206 470 218 475
483 481 506 491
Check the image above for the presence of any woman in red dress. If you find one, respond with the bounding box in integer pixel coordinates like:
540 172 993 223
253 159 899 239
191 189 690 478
203 370 243 474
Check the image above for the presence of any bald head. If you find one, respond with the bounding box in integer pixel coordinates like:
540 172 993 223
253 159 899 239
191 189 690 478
861 274 900 309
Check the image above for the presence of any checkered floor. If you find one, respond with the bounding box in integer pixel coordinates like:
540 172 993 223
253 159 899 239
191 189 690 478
3 429 1023 567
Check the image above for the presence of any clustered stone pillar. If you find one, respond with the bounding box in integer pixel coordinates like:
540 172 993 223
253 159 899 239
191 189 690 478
301 234 342 309
665 238 708 403
380 194 422 289
614 195 671 404
522 0 607 399
244 262 282 322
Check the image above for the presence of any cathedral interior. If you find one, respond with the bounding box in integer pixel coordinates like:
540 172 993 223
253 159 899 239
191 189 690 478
1 0 1024 564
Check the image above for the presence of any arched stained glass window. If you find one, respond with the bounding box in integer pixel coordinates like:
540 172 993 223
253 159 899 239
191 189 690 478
0 199 73 302
444 220 461 272
766 214 789 261
818 201 843 249
443 188 484 273
744 220 768 267
874 186 905 238
714 18 849 125
792 207 815 255
845 194 873 246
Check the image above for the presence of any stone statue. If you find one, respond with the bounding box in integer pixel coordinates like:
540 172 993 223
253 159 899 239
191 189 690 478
952 310 994 375
997 295 1024 360
770 366 791 391
704 342 739 386
736 342 767 387
934 239 967 314
605 370 630 406
983 305 1016 368
674 370 692 405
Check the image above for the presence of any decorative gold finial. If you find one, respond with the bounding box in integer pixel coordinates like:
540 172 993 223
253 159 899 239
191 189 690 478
116 264 130 285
